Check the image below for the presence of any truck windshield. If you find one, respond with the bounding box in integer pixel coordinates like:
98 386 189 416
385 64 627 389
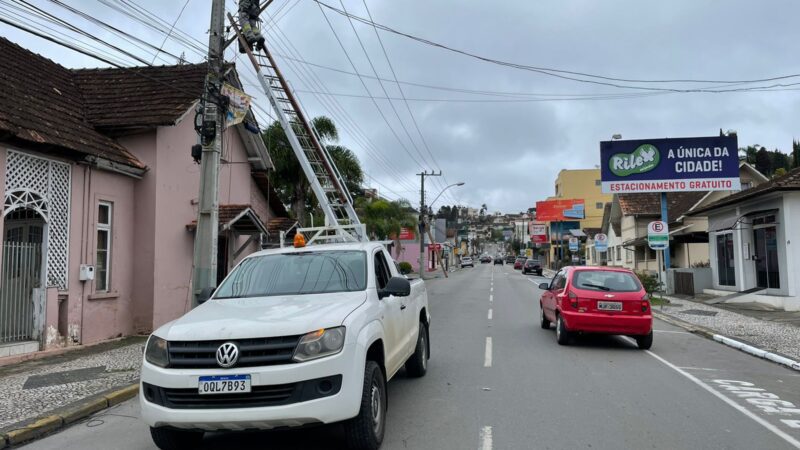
214 250 367 298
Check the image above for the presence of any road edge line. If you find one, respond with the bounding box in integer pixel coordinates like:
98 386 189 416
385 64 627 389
653 310 800 373
0 383 139 448
643 349 800 449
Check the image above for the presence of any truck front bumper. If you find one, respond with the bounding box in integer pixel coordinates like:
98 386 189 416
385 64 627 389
140 344 363 431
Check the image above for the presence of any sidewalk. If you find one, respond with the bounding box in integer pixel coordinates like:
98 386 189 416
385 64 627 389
0 337 144 445
655 295 800 364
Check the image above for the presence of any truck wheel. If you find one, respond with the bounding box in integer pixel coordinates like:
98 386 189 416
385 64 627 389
345 360 386 450
405 322 429 377
150 427 203 450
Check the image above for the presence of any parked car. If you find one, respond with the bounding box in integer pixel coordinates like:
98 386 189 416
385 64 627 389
522 259 543 276
461 256 474 268
494 255 504 265
479 255 492 264
505 255 515 264
538 266 652 349
140 242 431 450
513 256 527 270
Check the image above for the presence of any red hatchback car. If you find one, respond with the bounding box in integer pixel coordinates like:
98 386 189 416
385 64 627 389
538 266 652 349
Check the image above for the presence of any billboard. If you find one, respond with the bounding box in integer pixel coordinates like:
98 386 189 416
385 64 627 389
530 223 548 244
535 199 585 221
600 135 740 194
393 227 415 240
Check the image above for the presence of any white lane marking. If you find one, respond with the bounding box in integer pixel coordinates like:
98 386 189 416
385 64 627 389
489 294 493 303
640 343 800 449
654 330 691 335
490 287 493 292
678 367 720 371
484 337 492 367
488 308 493 320
480 425 493 450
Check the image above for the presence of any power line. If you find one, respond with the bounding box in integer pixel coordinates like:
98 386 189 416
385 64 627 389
313 1 800 90
260 19 420 194
292 89 670 102
260 10 421 194
314 0 429 171
150 0 191 64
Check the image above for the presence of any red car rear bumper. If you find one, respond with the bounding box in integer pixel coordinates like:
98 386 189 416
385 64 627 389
561 310 652 335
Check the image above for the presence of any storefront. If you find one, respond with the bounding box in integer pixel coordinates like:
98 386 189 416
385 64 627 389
693 172 800 311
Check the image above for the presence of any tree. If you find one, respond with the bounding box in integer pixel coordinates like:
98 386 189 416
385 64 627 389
774 167 788 178
263 116 362 225
739 145 760 164
355 197 416 241
755 147 772 176
793 140 800 169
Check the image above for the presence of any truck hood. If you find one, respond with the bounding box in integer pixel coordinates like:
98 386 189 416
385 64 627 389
155 291 367 341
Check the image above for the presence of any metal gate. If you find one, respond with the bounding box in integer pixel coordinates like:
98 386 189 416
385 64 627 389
0 241 42 343
675 271 695 296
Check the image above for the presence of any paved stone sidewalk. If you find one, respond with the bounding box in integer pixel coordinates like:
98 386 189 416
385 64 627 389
0 337 145 430
657 298 800 362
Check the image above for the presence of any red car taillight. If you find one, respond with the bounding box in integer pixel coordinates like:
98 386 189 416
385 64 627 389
568 291 578 309
641 293 650 312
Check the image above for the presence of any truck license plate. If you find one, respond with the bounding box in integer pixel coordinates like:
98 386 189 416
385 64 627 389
198 375 251 395
597 301 623 311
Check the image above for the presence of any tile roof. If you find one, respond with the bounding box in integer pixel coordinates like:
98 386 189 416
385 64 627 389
0 37 144 170
617 191 707 222
72 64 206 135
0 37 212 171
691 166 800 215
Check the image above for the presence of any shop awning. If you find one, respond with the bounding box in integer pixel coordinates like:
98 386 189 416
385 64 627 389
569 229 586 237
708 215 740 232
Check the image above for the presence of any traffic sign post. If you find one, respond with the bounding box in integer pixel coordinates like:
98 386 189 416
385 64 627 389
647 221 669 250
594 233 608 253
568 237 579 253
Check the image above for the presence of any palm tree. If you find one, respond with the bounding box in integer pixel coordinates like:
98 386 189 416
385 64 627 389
263 116 362 225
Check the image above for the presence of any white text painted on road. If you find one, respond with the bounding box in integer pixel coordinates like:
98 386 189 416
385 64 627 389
484 337 492 368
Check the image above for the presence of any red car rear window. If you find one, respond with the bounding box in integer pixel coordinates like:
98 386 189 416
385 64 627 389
572 271 641 292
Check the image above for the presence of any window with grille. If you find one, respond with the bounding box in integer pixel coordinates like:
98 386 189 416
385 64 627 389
96 202 112 291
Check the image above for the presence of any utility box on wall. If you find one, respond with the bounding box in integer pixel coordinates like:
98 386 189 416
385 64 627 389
79 264 95 281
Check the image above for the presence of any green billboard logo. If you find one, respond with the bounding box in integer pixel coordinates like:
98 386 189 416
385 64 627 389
609 144 660 177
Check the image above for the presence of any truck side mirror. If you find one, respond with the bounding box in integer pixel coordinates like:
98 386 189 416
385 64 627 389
379 276 411 299
197 287 215 304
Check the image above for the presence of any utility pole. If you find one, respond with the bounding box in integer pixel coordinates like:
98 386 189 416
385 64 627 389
418 171 441 279
191 0 226 306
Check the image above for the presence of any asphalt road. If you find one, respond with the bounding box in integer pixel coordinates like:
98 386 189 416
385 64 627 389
24 263 800 449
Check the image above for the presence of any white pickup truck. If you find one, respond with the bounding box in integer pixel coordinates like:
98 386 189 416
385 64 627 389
140 241 430 450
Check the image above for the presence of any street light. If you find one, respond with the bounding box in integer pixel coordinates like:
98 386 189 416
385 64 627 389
611 134 622 140
428 182 465 211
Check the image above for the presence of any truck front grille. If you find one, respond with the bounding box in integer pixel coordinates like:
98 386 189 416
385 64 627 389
168 336 301 368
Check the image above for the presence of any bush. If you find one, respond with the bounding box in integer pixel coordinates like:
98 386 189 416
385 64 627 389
636 271 663 295
398 262 413 274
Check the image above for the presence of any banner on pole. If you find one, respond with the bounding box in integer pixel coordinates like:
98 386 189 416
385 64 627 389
221 83 252 128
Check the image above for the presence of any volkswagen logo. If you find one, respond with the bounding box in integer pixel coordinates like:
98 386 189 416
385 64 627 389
216 342 239 368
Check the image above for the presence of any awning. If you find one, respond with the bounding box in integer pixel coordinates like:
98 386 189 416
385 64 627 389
668 224 693 235
186 204 268 236
708 215 740 232
569 229 586 237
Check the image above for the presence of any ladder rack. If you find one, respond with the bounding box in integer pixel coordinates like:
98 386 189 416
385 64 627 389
227 13 363 243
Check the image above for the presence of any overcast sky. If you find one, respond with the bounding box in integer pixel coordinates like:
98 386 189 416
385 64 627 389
2 0 799 213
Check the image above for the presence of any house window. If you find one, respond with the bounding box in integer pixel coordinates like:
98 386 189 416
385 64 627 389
609 247 614 262
595 180 601 186
596 202 603 209
96 202 112 291
741 181 752 190
626 248 632 263
716 233 735 286
616 245 622 261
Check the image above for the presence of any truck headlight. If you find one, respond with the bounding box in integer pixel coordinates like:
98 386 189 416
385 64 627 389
293 327 345 362
145 335 169 367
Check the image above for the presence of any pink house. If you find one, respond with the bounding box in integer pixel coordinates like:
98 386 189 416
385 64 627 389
0 38 290 357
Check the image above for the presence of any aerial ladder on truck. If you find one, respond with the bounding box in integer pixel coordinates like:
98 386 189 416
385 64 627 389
227 12 366 246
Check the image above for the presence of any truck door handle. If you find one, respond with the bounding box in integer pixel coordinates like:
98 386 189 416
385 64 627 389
400 304 407 310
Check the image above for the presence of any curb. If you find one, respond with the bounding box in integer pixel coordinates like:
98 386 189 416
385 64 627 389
0 383 138 448
653 310 800 372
